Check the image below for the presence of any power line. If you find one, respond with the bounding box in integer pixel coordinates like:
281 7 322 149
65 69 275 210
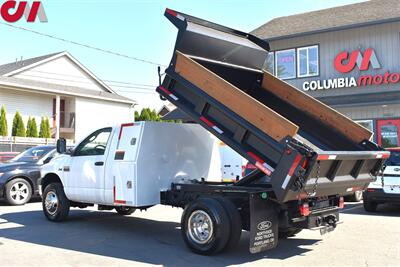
0 22 167 67
29 69 158 88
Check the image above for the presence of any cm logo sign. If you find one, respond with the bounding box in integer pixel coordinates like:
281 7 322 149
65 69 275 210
334 48 380 73
0 0 47 22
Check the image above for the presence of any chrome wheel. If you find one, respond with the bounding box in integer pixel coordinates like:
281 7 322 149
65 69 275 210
188 210 214 244
45 191 59 215
10 182 29 204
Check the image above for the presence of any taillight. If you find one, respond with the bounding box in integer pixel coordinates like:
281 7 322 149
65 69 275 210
339 197 345 209
299 202 310 216
367 188 375 192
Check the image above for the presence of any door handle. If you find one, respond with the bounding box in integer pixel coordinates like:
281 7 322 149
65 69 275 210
95 161 104 166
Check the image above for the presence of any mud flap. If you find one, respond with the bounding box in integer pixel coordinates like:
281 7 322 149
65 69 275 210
249 193 278 254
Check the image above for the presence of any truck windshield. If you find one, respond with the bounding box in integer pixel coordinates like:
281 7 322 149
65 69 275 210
10 147 54 163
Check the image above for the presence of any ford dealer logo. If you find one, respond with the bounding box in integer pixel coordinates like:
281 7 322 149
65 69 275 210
257 221 272 231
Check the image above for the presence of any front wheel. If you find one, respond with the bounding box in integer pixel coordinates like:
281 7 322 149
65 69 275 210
5 178 32 205
363 200 378 212
181 198 231 255
115 206 135 215
42 183 70 222
346 190 363 202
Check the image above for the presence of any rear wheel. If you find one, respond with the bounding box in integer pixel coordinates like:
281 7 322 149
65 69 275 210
215 198 242 251
363 200 377 212
346 191 363 202
115 206 135 215
5 178 32 205
181 198 231 255
42 183 70 222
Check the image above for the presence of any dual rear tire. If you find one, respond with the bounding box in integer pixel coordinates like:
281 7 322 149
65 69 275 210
181 197 242 255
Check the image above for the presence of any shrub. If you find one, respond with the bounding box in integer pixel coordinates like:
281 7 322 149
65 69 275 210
39 116 51 138
0 105 7 136
26 117 38 137
11 111 26 137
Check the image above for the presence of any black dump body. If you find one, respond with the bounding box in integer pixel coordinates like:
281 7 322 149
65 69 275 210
157 9 389 203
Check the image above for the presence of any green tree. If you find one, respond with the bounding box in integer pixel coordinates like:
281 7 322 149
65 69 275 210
26 117 38 137
134 108 180 123
39 117 51 138
0 105 8 136
134 110 140 121
11 111 25 137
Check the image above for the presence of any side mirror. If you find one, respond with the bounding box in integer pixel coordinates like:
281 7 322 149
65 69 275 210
56 138 67 154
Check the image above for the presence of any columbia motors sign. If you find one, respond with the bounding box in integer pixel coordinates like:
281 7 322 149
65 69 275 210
303 48 400 91
0 1 47 22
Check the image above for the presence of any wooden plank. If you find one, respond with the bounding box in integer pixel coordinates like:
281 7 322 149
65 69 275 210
174 51 299 142
261 71 373 143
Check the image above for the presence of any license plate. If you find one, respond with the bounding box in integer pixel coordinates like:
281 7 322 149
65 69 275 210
320 226 335 235
313 200 330 210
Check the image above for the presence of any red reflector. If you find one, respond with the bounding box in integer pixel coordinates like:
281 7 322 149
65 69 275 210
299 202 310 216
301 158 309 169
367 188 375 192
165 8 177 17
339 197 345 209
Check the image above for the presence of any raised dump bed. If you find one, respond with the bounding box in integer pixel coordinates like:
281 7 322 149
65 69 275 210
157 9 389 203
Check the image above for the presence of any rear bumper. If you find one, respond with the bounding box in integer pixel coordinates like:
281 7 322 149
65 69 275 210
293 208 340 229
363 189 400 203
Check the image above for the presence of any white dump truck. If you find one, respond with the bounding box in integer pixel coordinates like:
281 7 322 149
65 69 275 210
39 9 389 255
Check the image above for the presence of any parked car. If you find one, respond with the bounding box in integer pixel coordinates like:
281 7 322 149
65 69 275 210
0 152 19 163
363 147 400 211
0 146 56 205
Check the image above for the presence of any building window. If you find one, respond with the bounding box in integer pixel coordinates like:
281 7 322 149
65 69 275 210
355 120 374 141
263 52 275 75
355 120 373 132
276 49 296 79
297 45 319 77
377 119 400 148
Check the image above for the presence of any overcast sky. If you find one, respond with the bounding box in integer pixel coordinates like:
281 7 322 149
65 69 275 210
0 0 366 111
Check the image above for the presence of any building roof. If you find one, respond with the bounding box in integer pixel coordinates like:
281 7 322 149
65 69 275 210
0 76 135 105
162 108 192 122
0 51 117 94
0 52 62 76
252 0 400 40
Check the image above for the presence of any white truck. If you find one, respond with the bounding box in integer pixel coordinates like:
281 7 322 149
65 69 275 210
39 9 389 255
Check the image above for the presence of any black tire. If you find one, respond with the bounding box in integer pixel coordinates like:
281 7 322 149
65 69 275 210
181 198 231 255
345 191 363 202
279 228 302 238
42 183 70 222
5 178 32 205
215 198 242 251
115 206 136 215
363 200 378 212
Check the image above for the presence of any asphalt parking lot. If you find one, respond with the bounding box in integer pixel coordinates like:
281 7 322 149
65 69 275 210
0 200 399 267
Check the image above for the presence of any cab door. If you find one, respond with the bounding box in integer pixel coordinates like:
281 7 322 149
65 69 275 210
66 127 113 204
